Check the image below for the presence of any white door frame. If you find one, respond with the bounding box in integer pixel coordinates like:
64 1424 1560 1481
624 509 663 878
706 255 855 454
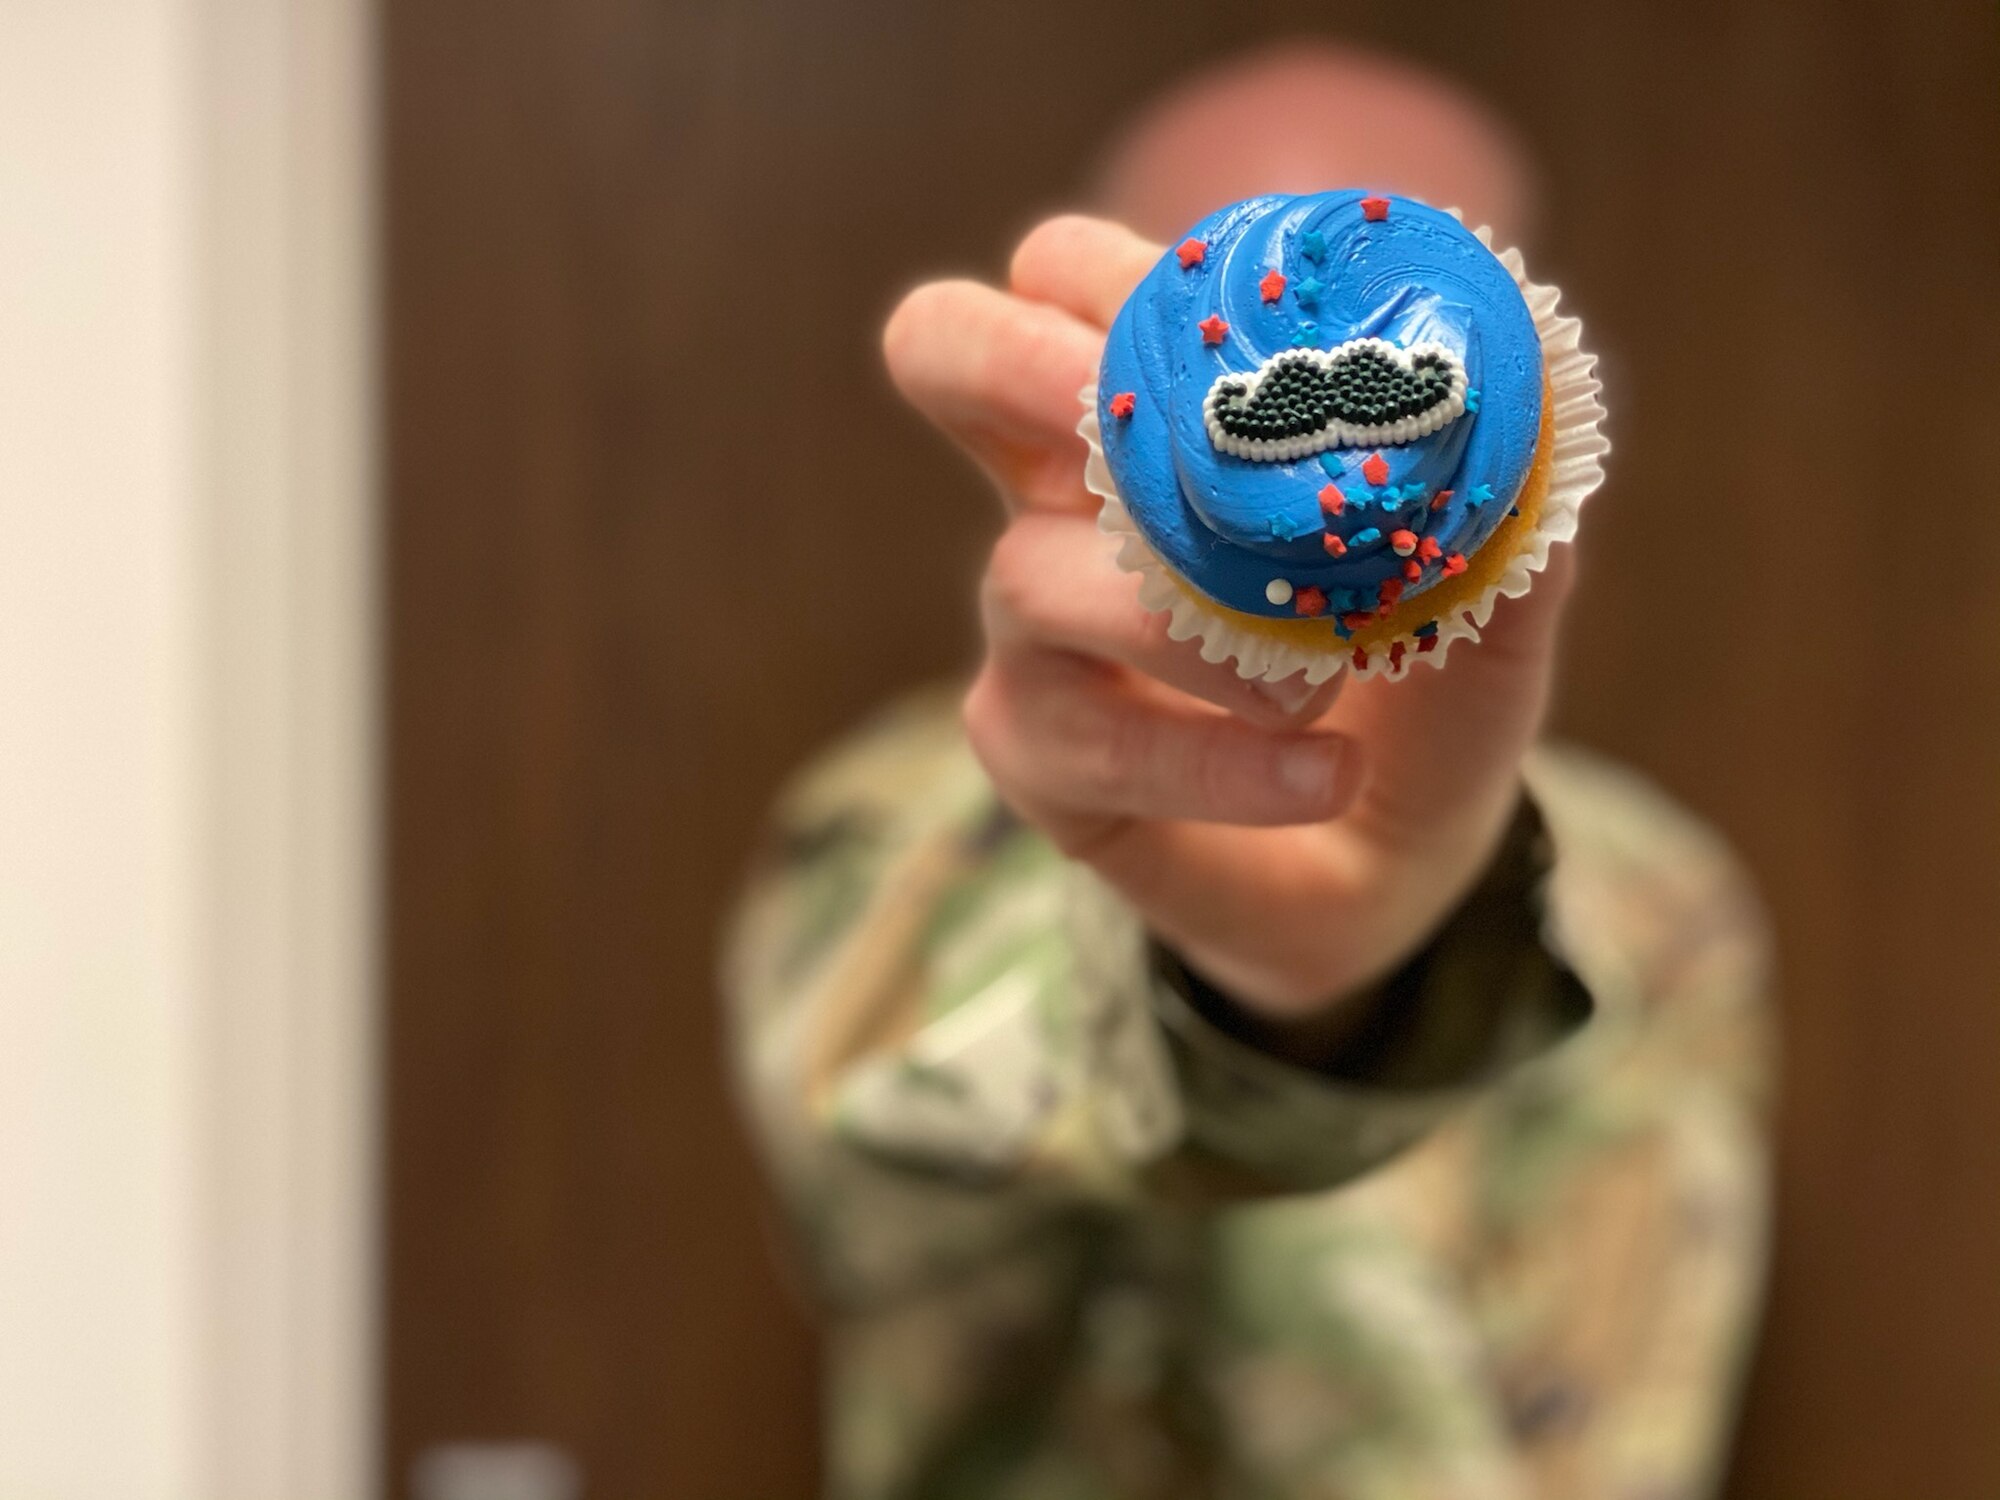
0 0 377 1493
194 0 378 1492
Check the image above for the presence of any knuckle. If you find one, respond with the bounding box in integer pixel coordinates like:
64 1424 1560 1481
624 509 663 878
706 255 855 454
1009 214 1096 292
959 669 1007 770
1257 692 1326 733
981 522 1046 629
1045 814 1123 862
963 668 1113 856
880 278 979 384
1134 609 1177 654
998 306 1065 386
1074 699 1141 807
1189 729 1243 815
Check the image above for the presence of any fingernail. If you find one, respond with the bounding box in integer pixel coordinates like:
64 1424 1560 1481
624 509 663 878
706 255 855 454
1278 739 1341 804
1253 675 1318 715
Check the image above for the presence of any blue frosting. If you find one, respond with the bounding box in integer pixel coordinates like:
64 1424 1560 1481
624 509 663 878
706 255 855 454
1097 191 1543 617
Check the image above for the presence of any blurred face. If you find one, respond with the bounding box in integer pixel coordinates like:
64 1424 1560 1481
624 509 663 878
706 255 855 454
1091 46 1537 250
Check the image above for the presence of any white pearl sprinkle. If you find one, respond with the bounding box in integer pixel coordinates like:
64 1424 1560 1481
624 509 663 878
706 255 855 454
1265 578 1294 606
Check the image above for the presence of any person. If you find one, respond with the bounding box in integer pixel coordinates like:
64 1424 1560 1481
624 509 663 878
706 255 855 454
726 44 1773 1500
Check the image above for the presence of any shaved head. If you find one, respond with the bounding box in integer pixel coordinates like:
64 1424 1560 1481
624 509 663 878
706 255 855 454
1092 42 1537 249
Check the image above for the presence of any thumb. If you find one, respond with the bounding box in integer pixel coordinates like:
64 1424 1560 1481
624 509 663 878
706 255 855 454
1332 543 1576 841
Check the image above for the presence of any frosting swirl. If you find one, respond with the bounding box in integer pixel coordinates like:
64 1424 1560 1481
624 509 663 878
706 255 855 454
1096 191 1543 621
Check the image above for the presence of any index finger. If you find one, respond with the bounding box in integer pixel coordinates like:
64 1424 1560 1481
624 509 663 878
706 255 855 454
882 278 1103 512
1009 214 1164 331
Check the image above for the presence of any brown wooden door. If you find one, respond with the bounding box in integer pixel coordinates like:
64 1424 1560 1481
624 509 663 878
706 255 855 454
384 3 2000 1495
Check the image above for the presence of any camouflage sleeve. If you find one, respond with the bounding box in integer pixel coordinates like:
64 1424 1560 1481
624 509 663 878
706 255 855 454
1474 745 1775 1500
1141 793 1590 1202
723 688 1591 1311
1177 746 1774 1500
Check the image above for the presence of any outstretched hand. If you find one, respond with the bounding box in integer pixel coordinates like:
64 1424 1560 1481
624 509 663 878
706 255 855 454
885 215 1572 1017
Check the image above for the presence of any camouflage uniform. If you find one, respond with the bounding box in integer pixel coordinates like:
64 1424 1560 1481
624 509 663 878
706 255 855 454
726 687 1773 1500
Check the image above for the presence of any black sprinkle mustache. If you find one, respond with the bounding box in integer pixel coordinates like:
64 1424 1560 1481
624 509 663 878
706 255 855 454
1204 337 1468 460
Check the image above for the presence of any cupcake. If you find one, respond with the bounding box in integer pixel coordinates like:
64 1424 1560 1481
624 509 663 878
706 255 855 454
1082 190 1606 683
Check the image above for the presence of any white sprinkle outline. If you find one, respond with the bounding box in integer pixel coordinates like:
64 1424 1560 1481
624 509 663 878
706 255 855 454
1202 336 1469 460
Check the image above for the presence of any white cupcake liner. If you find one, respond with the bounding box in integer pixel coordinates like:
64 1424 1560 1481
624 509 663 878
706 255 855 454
1080 221 1609 685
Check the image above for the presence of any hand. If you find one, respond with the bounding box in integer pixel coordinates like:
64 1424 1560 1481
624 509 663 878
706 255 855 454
884 215 1573 1017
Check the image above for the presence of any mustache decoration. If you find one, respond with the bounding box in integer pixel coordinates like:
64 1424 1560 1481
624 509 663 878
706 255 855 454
1204 337 1469 461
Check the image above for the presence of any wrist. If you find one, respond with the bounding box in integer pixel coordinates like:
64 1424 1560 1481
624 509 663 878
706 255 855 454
1152 787 1581 1087
1161 782 1530 1024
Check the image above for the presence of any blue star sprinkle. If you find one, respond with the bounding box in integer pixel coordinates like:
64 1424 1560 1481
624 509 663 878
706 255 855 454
1267 512 1319 541
1294 275 1324 308
1468 483 1495 505
1299 230 1326 263
1464 387 1482 413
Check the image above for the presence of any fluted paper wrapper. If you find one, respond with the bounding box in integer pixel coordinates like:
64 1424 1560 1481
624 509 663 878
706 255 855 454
1080 224 1608 685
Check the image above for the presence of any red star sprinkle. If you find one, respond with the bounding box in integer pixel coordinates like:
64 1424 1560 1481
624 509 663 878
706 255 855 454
1418 635 1439 654
1388 641 1407 669
1378 578 1405 606
1176 238 1207 269
1198 314 1230 345
1259 268 1287 302
1361 195 1391 221
1293 585 1328 617
1390 528 1419 557
1352 647 1370 670
1442 552 1469 576
1417 536 1443 562
1361 452 1389 486
1322 533 1347 558
1430 488 1455 511
1341 611 1374 631
1403 560 1423 581
1108 391 1136 419
1317 483 1345 516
